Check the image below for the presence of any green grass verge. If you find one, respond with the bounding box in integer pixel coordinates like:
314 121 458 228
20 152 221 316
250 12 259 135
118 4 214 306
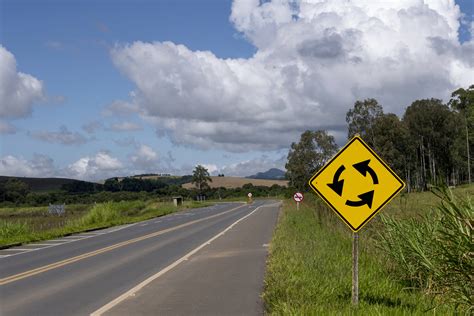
0 199 214 247
263 197 454 315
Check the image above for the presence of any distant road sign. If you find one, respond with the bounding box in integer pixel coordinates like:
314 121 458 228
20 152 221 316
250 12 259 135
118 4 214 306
247 192 253 198
309 136 405 232
293 192 304 202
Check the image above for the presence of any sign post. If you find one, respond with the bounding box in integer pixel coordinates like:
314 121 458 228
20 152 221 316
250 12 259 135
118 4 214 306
352 232 359 305
308 135 405 305
293 192 304 210
247 192 253 204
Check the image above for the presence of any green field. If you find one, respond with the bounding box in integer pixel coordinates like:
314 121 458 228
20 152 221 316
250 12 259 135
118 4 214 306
264 185 473 315
0 199 214 247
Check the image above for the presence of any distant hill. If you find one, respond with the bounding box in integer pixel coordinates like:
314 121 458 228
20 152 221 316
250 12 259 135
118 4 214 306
0 176 98 192
247 168 286 180
182 176 288 189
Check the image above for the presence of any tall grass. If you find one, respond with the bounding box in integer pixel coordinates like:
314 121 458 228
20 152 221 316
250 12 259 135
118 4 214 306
80 202 122 226
0 220 30 240
377 187 473 312
264 199 446 315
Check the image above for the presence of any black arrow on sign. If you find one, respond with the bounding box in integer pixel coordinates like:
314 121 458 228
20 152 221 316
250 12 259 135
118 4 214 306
353 159 378 184
345 190 374 208
327 165 345 196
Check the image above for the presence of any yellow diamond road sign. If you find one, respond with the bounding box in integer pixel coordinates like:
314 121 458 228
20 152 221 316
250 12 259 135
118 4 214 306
309 136 405 232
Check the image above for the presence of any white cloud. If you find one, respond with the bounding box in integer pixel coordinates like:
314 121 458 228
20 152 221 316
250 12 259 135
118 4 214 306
67 152 123 180
217 155 286 177
0 46 44 118
0 154 56 177
130 144 158 167
111 0 473 150
109 121 143 131
29 125 89 145
200 164 219 174
0 120 17 134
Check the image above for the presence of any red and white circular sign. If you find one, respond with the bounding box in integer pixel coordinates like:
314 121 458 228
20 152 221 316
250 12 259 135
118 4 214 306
293 192 304 202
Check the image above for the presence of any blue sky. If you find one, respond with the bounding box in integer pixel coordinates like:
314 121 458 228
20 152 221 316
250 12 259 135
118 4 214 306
1 0 473 180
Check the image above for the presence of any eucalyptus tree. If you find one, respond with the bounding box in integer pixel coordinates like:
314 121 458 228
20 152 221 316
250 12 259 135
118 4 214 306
285 130 338 191
192 165 212 194
346 98 384 148
448 85 474 184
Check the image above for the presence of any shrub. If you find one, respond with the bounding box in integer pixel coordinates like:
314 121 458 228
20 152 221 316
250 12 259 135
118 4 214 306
377 187 473 312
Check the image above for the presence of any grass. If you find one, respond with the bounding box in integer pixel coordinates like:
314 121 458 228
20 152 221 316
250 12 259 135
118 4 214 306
263 185 474 315
0 199 214 247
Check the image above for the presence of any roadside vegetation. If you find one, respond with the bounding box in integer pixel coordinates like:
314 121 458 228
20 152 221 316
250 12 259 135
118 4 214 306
264 185 473 314
0 199 212 247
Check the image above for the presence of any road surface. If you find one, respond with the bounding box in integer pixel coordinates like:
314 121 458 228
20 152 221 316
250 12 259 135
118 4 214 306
0 200 280 316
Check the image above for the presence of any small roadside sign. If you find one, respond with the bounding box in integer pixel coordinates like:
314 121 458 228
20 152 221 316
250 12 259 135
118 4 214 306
247 192 252 198
293 192 304 210
293 192 304 202
308 135 405 232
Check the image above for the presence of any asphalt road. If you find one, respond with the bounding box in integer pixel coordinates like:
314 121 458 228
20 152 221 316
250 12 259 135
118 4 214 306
0 200 281 316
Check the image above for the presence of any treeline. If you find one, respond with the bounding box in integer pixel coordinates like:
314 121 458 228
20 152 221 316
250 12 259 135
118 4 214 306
0 177 290 207
287 85 473 191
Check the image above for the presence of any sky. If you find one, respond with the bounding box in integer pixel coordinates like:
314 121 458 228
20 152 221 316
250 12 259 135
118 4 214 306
0 0 473 181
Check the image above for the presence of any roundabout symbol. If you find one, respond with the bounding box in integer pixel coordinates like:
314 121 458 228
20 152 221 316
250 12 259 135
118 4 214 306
327 159 378 209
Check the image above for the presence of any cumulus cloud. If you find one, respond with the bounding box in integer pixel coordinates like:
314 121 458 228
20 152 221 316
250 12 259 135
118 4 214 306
67 152 123 180
130 144 158 167
111 0 473 150
29 125 89 145
0 46 44 118
0 154 56 177
217 155 286 177
108 121 143 131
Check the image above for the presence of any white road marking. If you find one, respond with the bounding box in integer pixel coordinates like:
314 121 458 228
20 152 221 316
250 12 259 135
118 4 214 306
153 220 162 224
91 201 281 316
24 244 53 247
4 248 33 251
139 223 148 227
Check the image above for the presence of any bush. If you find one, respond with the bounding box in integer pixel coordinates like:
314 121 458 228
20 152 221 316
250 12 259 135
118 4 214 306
377 187 473 312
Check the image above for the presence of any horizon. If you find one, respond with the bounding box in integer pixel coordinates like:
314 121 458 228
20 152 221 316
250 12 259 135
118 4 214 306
1 0 473 181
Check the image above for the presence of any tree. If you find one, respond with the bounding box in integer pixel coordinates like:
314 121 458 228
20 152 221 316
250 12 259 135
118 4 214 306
448 85 474 184
346 98 383 147
285 130 338 191
192 165 212 194
372 113 415 191
403 99 462 188
0 179 30 203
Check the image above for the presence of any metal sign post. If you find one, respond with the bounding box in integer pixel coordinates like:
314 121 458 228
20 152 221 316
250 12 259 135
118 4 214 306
352 232 359 305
